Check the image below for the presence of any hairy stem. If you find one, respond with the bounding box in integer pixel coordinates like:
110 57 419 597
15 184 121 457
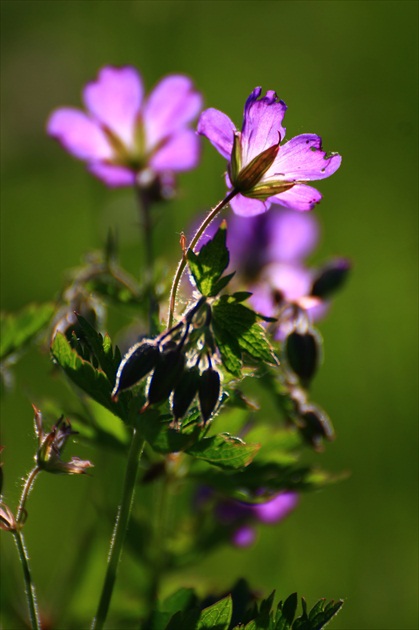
13 530 41 630
91 426 146 630
167 188 238 328
16 466 41 524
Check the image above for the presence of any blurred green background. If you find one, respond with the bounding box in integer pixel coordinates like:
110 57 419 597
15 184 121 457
1 1 417 629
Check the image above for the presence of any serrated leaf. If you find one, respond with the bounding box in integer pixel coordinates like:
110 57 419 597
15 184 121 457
75 314 121 381
51 332 129 421
0 302 55 361
138 412 202 454
212 297 278 370
187 224 230 297
187 433 260 470
210 319 243 377
197 595 232 630
275 592 298 630
307 600 344 630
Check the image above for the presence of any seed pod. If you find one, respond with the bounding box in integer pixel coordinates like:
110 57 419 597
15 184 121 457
112 340 160 400
299 405 334 450
285 330 319 385
172 366 200 421
147 348 185 405
198 367 221 423
311 259 350 299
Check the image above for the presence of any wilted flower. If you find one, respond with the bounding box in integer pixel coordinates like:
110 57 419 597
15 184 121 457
198 87 341 216
33 406 93 475
48 66 202 189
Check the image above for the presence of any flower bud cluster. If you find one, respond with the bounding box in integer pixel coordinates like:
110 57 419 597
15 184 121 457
112 298 221 426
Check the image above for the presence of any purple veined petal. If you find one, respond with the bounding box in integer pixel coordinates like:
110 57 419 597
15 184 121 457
252 492 299 524
232 525 256 548
83 66 143 149
241 87 287 165
262 261 313 302
266 133 342 181
47 108 114 161
87 162 136 187
266 208 320 263
197 107 236 160
149 129 200 172
230 193 271 217
144 75 203 150
269 183 322 211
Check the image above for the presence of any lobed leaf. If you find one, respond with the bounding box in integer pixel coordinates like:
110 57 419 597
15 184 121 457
197 595 233 630
187 223 230 297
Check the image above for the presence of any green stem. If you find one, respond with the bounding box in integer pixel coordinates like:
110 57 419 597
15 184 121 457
13 529 41 630
91 427 145 630
167 189 238 328
16 466 41 524
136 185 159 335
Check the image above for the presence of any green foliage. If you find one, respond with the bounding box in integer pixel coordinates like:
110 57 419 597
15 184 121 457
0 302 55 361
158 586 343 630
212 295 278 377
187 223 231 297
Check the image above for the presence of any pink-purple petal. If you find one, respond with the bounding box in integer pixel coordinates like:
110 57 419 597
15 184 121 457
87 163 136 187
144 75 202 150
149 129 200 172
269 183 322 211
266 208 319 262
263 262 313 302
230 193 270 217
197 108 236 160
241 87 287 165
252 492 299 524
47 108 114 161
83 66 143 149
267 134 342 181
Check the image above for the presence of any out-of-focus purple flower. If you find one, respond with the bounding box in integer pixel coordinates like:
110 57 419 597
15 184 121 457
213 490 299 547
47 66 202 188
198 87 341 216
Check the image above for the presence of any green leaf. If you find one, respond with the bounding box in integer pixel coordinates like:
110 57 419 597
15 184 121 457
186 433 260 470
197 595 232 630
51 332 129 421
275 593 298 630
160 588 198 615
138 411 260 470
292 598 344 630
187 223 230 297
75 314 121 381
0 302 55 361
212 296 278 374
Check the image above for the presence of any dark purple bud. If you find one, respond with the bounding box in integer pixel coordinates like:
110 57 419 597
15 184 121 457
172 366 200 421
147 348 185 405
198 368 221 423
311 258 350 298
299 405 334 450
112 340 160 400
285 330 320 385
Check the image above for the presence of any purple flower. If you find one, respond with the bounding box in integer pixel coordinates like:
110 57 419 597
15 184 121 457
197 87 341 216
47 66 202 188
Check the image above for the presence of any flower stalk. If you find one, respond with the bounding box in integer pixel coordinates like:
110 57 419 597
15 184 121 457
92 425 146 630
12 530 41 630
167 188 238 328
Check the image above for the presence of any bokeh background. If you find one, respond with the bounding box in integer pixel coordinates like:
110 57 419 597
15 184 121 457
1 1 417 629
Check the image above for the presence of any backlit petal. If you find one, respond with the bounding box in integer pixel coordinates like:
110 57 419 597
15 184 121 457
197 108 235 159
87 163 136 187
269 183 322 211
47 108 113 160
83 66 143 149
266 134 341 181
150 129 200 172
144 75 202 149
230 193 270 216
241 88 287 165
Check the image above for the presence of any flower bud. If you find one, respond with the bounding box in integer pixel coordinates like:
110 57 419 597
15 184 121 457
311 258 350 299
299 405 334 450
198 367 221 423
285 330 320 385
112 339 160 400
171 366 200 421
147 348 185 406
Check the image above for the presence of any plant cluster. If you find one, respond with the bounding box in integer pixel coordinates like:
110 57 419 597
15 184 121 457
1 65 348 629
